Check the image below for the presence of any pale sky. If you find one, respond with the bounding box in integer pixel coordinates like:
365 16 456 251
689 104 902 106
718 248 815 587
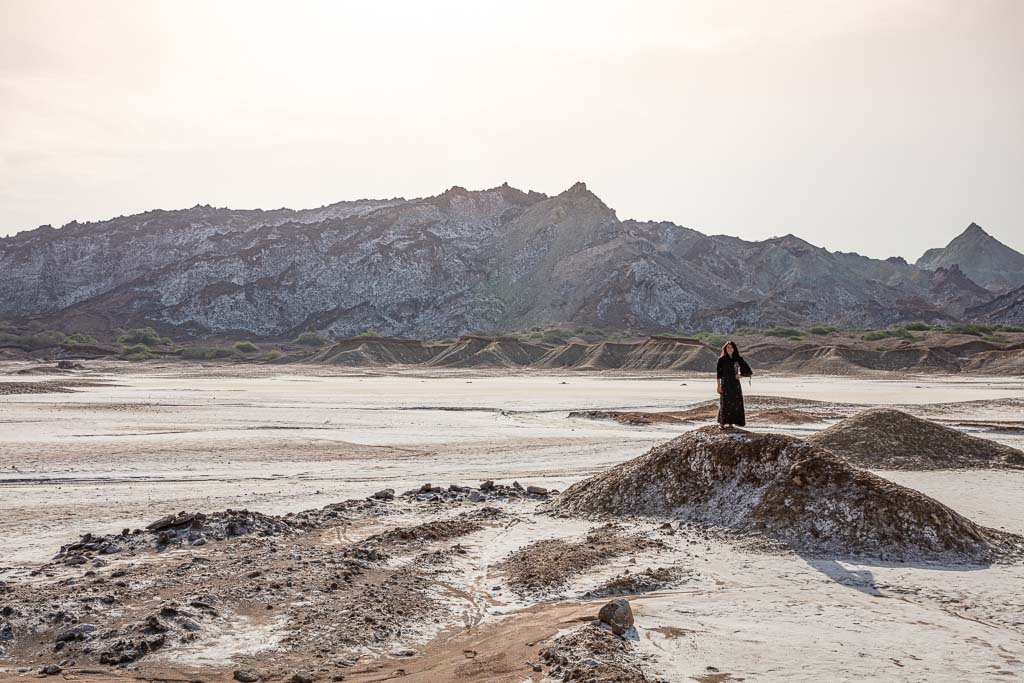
1 0 1021 259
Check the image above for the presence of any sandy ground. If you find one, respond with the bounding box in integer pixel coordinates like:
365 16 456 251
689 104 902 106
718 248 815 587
2 361 1024 681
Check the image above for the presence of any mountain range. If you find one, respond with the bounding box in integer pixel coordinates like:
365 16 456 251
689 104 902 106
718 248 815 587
0 183 1021 338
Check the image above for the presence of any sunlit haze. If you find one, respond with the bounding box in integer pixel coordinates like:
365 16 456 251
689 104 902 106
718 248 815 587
1 0 1021 258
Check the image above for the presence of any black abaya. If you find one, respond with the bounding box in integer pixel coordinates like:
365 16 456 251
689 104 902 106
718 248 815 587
717 354 750 426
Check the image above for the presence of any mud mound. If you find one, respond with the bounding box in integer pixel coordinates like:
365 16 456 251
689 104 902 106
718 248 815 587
539 623 655 682
50 501 381 565
583 566 686 598
550 427 1020 561
809 408 1024 470
497 524 664 595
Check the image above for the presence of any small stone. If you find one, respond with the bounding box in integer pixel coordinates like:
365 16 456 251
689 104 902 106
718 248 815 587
598 598 634 636
234 670 262 682
480 480 495 491
526 485 549 495
290 672 314 683
419 483 432 493
468 490 484 503
372 489 395 501
41 664 62 675
391 648 415 657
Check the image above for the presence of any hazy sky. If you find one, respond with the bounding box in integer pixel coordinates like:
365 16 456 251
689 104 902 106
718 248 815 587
1 1 1021 259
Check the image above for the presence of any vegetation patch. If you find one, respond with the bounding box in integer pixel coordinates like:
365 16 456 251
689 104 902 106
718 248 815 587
117 327 171 345
293 331 327 346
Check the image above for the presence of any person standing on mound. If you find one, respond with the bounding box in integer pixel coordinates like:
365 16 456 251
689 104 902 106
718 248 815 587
717 340 752 428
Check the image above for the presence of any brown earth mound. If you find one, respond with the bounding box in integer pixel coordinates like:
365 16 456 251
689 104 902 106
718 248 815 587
809 408 1024 470
539 623 655 682
549 427 1021 562
496 524 664 595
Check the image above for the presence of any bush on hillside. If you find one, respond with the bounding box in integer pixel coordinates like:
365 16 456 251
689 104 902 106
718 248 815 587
293 331 327 346
233 341 259 353
118 327 170 346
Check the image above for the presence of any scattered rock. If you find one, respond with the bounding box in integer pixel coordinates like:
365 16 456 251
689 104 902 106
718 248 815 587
290 672 314 683
234 670 262 682
371 489 395 500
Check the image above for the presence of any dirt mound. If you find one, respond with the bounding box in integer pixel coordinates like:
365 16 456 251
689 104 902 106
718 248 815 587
583 566 685 598
309 337 436 366
549 427 1020 562
809 408 1024 471
539 623 656 682
496 524 664 595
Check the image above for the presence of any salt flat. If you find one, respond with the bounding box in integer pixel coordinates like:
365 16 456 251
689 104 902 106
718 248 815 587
1 363 1023 681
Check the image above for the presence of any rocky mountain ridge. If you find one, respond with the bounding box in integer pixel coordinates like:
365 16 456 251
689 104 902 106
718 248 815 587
0 183 1018 337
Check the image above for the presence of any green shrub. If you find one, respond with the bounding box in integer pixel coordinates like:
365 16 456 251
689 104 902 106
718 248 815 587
903 321 933 331
692 332 727 348
293 331 327 346
804 326 837 335
120 343 152 360
263 349 283 361
982 334 1010 343
945 323 988 337
0 330 66 350
179 346 234 360
358 329 379 337
541 330 570 345
862 327 915 341
233 341 259 353
118 327 170 346
762 326 804 339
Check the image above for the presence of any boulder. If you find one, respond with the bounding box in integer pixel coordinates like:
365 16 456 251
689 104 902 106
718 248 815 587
598 598 634 636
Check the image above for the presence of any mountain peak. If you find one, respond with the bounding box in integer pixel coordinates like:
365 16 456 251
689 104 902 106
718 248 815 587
560 181 591 197
962 222 989 238
916 222 1024 292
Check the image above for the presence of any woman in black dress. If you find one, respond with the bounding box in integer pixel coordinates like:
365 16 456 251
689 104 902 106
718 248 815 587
717 340 752 428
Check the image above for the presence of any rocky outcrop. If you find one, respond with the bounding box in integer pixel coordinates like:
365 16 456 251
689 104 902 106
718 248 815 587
0 184 1005 338
967 284 1024 326
549 427 1021 562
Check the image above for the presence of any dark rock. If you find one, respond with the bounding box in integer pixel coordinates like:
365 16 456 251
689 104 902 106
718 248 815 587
290 673 314 683
371 489 395 501
41 664 62 675
234 670 262 682
526 485 549 496
598 598 634 636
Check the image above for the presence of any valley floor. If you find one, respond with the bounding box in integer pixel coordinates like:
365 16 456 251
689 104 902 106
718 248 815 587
1 362 1023 681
